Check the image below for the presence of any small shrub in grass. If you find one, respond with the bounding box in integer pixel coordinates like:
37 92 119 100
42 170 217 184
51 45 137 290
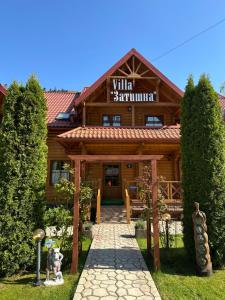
44 206 73 251
135 220 145 229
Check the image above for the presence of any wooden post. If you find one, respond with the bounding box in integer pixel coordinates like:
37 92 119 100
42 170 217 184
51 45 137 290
71 159 80 273
151 159 160 271
132 105 135 126
96 188 101 224
107 77 110 103
146 207 151 256
82 102 86 127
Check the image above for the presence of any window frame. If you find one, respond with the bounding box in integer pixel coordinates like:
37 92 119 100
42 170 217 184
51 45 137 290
102 114 121 127
145 115 164 128
50 160 70 186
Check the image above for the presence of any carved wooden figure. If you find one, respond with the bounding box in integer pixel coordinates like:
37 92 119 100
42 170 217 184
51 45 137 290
192 202 212 276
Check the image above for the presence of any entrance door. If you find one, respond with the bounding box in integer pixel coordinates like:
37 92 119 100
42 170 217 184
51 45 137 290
103 164 122 201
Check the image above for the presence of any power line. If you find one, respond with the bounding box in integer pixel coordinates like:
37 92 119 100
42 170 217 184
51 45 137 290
152 17 225 62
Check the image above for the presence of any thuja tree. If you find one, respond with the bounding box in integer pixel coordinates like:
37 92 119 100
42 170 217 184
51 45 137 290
181 74 225 267
181 76 196 258
0 76 47 276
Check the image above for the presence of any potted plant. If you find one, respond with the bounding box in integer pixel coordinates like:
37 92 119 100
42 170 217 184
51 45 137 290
135 219 146 238
83 222 93 239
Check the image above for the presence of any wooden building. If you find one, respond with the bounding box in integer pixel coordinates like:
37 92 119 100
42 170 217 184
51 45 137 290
1 49 225 218
45 49 183 207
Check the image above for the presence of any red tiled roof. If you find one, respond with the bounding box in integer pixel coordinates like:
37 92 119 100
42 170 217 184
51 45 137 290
218 94 225 110
58 125 180 142
45 91 79 127
0 84 7 95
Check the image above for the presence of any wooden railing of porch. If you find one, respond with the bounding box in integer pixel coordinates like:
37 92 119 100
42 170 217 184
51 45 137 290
96 188 101 224
125 188 131 224
158 181 183 218
124 179 183 219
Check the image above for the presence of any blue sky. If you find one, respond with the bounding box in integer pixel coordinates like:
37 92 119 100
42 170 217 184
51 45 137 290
0 0 225 92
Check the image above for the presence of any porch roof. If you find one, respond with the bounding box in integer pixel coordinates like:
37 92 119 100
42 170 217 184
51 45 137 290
58 125 180 143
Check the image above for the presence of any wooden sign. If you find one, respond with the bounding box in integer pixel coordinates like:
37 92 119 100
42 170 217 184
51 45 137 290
110 78 156 103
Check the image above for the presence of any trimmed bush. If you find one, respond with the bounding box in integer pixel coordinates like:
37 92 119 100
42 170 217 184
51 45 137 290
181 75 225 267
0 76 47 276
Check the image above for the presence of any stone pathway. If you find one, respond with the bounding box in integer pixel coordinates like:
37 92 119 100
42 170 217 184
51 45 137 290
74 223 161 300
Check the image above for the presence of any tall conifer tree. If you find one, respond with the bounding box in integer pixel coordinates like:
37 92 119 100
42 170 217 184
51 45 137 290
181 75 196 258
0 76 47 276
181 74 225 267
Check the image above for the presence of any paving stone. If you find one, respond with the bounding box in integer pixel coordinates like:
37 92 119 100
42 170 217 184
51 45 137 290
82 288 92 297
116 287 127 296
128 287 144 297
93 288 108 297
74 223 161 300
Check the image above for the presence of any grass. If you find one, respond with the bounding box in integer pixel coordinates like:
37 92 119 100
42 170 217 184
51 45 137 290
0 239 91 300
137 237 225 300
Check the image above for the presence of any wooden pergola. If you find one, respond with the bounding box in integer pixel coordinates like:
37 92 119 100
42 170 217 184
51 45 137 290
68 154 163 273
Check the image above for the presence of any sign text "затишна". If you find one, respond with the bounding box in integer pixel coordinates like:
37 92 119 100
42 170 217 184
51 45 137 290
110 79 156 102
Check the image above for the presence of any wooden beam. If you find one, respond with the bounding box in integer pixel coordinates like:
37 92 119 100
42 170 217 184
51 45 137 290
109 76 158 80
85 102 179 107
71 160 80 273
156 79 160 102
82 102 86 126
140 69 150 77
107 77 111 103
132 105 135 126
135 62 142 74
68 155 163 162
151 159 160 271
118 68 129 76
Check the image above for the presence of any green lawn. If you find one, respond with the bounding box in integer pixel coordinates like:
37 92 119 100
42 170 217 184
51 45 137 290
137 238 225 300
0 239 91 300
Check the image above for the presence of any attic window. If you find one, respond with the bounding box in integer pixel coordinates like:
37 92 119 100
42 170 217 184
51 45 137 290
56 112 70 121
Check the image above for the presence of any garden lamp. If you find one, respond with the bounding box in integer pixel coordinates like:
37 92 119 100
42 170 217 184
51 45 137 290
162 213 171 249
33 228 45 286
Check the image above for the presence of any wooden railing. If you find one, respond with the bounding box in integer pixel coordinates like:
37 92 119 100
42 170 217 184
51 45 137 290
158 181 183 217
125 188 131 224
96 188 101 224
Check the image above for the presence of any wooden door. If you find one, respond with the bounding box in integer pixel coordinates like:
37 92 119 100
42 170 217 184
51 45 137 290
103 164 122 200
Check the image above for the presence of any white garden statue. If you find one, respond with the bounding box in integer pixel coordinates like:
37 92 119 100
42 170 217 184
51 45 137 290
44 242 64 286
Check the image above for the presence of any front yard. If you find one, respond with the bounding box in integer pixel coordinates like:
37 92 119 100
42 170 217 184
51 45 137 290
137 238 225 300
0 239 91 300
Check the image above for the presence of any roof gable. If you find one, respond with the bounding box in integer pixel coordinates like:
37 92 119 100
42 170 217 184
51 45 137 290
75 48 184 106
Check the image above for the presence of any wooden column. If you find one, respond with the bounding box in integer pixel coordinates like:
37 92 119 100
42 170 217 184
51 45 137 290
71 159 80 273
151 159 160 271
132 105 135 126
82 102 86 127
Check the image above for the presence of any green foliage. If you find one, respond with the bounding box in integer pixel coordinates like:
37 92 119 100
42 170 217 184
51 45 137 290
54 163 75 208
181 74 225 267
135 219 145 229
137 164 166 218
0 76 47 276
79 182 93 222
44 206 73 251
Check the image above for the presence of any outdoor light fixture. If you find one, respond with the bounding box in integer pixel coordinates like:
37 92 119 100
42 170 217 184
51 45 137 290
162 213 171 249
33 228 45 286
128 106 132 112
127 163 133 168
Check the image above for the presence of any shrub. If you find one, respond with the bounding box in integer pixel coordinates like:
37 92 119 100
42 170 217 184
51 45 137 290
181 75 225 267
0 77 47 276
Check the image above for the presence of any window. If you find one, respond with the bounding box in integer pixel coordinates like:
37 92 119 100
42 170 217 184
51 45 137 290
50 161 70 185
104 165 120 187
56 112 70 121
102 115 121 126
145 116 163 127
